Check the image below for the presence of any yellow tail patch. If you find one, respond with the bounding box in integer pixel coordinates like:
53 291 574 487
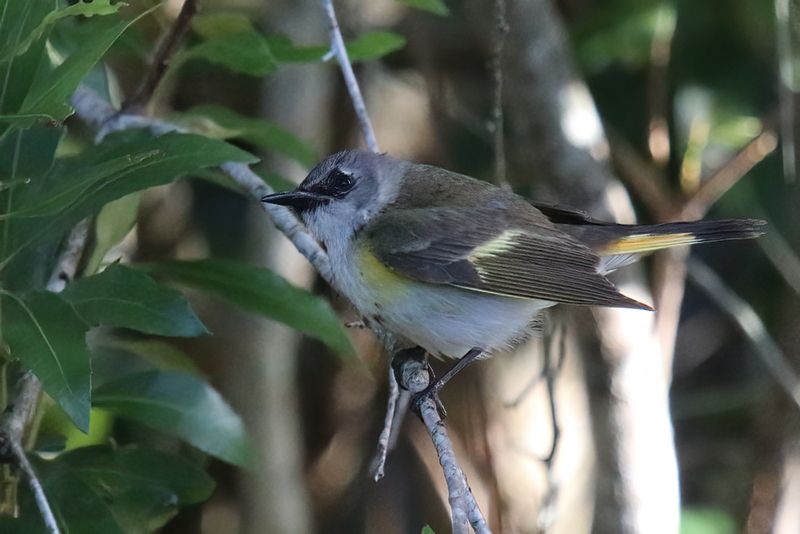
598 232 696 255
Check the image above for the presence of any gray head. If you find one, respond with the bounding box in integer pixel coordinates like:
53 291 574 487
261 149 408 244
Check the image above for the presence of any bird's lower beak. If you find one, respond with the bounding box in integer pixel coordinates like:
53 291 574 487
260 190 328 212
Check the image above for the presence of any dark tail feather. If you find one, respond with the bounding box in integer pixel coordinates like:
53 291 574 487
592 219 767 256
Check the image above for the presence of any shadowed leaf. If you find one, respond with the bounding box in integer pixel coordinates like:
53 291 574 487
141 259 355 357
2 290 91 431
0 446 214 533
62 264 209 337
93 370 251 466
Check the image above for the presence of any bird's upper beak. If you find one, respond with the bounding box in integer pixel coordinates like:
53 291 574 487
260 190 329 212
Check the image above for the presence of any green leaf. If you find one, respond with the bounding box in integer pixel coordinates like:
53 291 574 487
421 527 437 534
396 0 450 16
1 130 256 267
192 12 255 39
264 34 328 63
90 334 203 383
0 1 53 126
142 259 354 357
93 370 251 466
19 7 156 121
62 264 209 337
345 31 406 61
1 0 123 62
181 31 277 76
2 290 91 431
84 192 141 274
680 507 736 534
172 104 317 166
0 446 214 534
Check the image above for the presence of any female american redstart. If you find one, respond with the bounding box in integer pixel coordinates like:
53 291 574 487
262 150 764 365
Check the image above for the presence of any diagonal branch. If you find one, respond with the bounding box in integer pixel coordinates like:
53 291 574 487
687 258 800 409
122 0 198 113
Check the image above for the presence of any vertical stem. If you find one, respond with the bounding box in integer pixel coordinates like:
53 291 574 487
491 0 509 186
318 0 380 152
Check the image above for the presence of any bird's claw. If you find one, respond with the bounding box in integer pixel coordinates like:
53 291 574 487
412 385 447 419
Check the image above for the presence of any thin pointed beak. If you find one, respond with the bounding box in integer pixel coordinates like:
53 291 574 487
260 190 328 212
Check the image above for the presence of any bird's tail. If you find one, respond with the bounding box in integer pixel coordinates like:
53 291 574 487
596 219 766 255
578 219 765 273
533 202 766 272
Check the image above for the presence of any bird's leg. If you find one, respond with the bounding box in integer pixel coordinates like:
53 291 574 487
412 347 484 414
391 347 447 418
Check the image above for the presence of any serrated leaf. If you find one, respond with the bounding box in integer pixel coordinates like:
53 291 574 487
93 370 251 466
345 31 406 61
19 7 156 122
0 446 214 534
141 259 354 357
172 104 317 166
2 290 91 431
181 31 277 76
396 0 450 16
62 264 209 337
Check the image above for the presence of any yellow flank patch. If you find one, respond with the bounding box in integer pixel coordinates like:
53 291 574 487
599 232 696 255
469 230 523 261
357 243 407 296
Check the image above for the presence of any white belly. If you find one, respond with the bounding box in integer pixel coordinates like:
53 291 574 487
329 239 551 358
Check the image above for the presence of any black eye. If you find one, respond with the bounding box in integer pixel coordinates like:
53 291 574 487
322 169 356 198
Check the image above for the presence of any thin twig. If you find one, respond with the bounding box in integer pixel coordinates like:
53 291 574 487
8 438 57 533
122 0 198 113
371 365 399 481
681 127 778 219
490 0 509 187
645 5 675 165
607 130 678 221
775 0 797 183
318 0 379 153
687 258 800 410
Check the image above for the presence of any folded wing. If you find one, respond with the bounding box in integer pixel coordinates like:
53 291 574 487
365 207 652 310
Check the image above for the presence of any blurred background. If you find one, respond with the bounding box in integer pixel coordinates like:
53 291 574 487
108 0 799 532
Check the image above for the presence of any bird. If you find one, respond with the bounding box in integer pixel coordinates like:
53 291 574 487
262 149 764 388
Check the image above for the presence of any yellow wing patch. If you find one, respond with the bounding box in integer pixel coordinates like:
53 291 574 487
468 229 525 261
598 232 695 255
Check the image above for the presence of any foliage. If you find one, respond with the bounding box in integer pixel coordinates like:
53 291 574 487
0 0 400 530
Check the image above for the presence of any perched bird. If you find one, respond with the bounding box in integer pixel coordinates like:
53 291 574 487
262 150 764 377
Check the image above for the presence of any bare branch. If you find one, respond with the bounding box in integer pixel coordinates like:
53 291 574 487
490 0 509 187
122 0 198 113
396 351 491 534
687 258 800 409
371 365 400 481
318 0 379 152
681 127 778 219
6 431 58 533
607 130 678 221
